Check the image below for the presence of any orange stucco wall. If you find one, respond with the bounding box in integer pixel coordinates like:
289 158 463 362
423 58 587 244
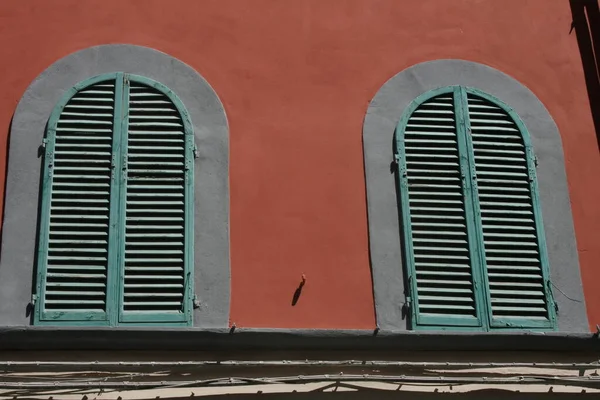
0 0 599 330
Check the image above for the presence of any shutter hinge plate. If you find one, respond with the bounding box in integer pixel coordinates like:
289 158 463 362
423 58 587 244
30 293 38 306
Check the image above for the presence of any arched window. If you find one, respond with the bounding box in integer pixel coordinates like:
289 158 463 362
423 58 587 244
35 72 194 326
396 86 556 330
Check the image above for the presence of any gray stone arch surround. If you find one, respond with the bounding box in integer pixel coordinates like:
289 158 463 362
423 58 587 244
363 59 588 332
0 44 230 327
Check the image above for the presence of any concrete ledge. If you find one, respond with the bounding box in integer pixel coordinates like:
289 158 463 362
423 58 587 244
0 327 599 351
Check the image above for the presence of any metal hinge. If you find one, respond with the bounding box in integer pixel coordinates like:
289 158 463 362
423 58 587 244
41 138 48 148
394 153 400 164
193 295 201 309
194 144 199 159
30 293 38 306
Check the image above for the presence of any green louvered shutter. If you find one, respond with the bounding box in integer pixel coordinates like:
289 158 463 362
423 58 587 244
118 76 193 324
36 75 120 323
465 90 555 329
36 73 193 326
397 88 484 328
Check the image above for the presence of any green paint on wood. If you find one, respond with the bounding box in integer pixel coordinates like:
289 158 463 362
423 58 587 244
34 73 194 327
395 86 556 331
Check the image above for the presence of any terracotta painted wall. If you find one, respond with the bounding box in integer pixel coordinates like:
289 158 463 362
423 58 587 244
0 0 599 330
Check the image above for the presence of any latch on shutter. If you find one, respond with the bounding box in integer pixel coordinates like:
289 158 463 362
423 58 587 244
404 275 414 317
403 296 412 317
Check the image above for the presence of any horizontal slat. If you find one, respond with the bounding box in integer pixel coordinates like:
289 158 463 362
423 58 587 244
417 287 473 294
491 306 547 313
124 258 183 263
488 281 543 288
126 249 183 254
124 284 183 288
56 135 112 141
470 126 519 132
123 302 181 306
486 265 541 272
56 127 113 133
53 151 111 156
125 266 183 271
127 130 184 135
46 282 105 287
419 304 475 311
487 273 542 280
44 300 105 304
68 97 113 103
418 295 473 302
64 104 114 110
58 119 112 125
47 265 106 271
47 272 107 278
126 233 184 238
45 291 105 297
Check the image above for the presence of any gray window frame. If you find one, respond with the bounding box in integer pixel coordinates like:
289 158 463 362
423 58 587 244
362 59 587 332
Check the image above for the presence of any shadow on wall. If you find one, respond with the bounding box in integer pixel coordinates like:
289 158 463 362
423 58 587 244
392 130 411 325
570 0 600 150
0 116 12 264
